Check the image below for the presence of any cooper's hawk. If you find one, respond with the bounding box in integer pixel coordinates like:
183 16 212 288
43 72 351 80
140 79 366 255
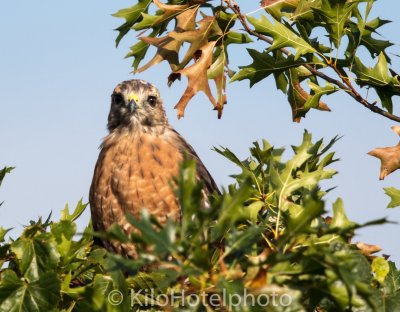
89 79 219 257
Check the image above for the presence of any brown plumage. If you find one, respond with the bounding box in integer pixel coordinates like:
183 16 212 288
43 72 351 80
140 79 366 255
89 79 219 257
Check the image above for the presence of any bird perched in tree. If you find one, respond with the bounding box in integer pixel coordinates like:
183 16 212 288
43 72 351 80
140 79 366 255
89 79 219 257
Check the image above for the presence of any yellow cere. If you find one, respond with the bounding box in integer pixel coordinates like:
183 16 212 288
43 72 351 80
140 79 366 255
128 93 140 105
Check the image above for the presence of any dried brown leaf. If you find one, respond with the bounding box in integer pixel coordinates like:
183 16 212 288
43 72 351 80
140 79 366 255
288 81 331 123
136 7 199 73
246 268 267 289
261 0 299 8
170 16 222 68
356 242 382 256
391 125 400 136
170 41 218 118
152 0 190 26
368 143 400 180
368 125 400 180
137 35 181 72
261 0 282 6
175 6 199 32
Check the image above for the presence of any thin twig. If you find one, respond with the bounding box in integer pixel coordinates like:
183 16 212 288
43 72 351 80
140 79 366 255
224 0 400 123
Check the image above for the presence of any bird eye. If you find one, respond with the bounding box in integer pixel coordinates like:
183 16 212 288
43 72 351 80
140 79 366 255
147 95 157 107
113 93 124 105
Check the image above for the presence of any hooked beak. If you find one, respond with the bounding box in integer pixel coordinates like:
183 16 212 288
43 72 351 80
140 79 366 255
128 99 138 113
128 93 140 113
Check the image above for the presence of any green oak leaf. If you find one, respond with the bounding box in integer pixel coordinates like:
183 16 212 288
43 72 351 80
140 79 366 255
0 167 14 187
383 261 400 293
379 261 400 309
287 69 331 121
72 274 120 311
270 131 336 212
304 81 338 109
126 38 152 71
361 18 392 58
0 270 60 312
224 32 252 45
132 12 160 31
230 49 306 86
288 69 312 121
213 146 251 172
222 226 264 259
0 227 11 243
207 48 225 80
275 70 288 93
60 199 88 222
353 53 400 112
207 47 227 115
331 198 356 229
215 10 237 32
361 33 393 60
347 18 393 60
312 0 359 48
292 0 320 22
211 183 253 241
126 210 176 255
113 0 152 46
384 293 400 312
247 15 316 60
10 233 60 282
287 195 325 235
384 187 400 208
50 220 76 259
127 272 166 292
265 0 302 21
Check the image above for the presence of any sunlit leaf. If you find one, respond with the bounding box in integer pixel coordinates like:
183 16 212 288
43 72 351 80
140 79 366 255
247 15 316 59
168 41 218 118
312 0 359 48
113 0 152 46
230 49 307 86
10 234 60 282
384 187 400 208
353 53 400 113
372 257 390 284
368 143 400 180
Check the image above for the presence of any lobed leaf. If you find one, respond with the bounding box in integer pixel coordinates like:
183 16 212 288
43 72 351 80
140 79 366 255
10 233 60 283
230 49 307 86
353 53 400 113
312 0 359 48
384 187 400 208
0 270 60 312
0 167 14 188
113 0 152 46
247 15 316 60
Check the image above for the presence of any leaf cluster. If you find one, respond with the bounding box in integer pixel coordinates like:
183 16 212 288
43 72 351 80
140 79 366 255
114 0 400 122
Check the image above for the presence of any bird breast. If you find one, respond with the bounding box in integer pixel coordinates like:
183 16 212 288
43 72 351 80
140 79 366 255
92 131 183 229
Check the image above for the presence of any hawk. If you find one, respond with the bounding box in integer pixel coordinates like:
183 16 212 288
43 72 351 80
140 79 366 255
89 79 219 257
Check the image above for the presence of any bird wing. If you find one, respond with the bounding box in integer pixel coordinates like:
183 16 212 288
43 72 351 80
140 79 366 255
167 128 220 195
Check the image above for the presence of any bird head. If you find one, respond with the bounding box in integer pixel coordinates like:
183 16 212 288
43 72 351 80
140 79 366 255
107 79 168 132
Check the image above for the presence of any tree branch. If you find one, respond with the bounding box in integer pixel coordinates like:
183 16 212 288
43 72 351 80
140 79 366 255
224 0 400 123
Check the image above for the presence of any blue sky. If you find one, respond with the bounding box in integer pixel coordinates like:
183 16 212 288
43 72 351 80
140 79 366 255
1 0 400 261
